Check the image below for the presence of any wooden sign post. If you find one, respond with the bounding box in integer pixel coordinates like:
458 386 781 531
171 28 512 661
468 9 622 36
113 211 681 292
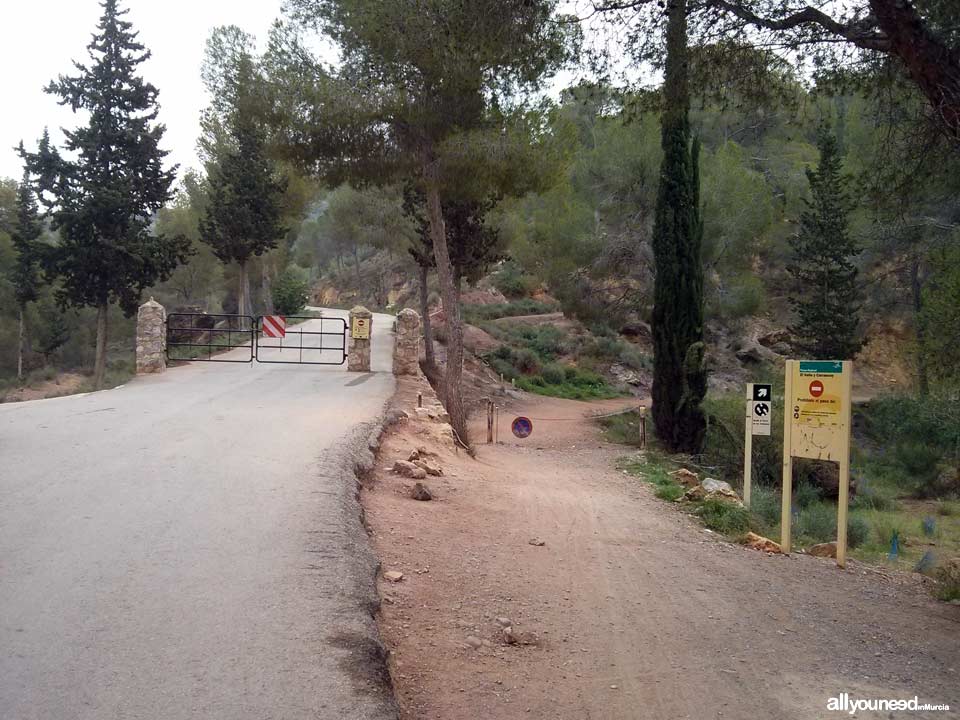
781 360 853 567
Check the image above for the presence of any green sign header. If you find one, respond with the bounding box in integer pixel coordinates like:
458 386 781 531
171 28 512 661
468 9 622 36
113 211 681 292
799 360 843 374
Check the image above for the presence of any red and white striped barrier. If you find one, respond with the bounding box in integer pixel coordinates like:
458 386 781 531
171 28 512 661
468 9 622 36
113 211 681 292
261 315 286 338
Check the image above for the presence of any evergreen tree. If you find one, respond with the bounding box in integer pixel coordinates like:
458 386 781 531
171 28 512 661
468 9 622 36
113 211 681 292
11 166 44 381
788 127 862 360
199 118 287 321
21 0 188 389
651 0 708 454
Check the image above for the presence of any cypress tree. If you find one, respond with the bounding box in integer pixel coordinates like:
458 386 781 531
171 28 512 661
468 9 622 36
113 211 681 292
651 0 708 454
21 0 188 389
11 166 44 381
199 118 287 321
787 126 862 360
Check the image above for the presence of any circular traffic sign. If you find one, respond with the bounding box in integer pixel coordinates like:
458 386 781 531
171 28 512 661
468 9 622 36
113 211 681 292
809 380 824 398
511 416 533 439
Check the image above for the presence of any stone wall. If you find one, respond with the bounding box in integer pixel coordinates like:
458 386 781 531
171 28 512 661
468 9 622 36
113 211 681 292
393 308 420 376
136 298 166 374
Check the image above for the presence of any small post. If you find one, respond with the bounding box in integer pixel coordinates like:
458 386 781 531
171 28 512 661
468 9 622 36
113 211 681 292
487 400 494 444
417 391 423 408
348 306 372 372
638 405 647 449
136 297 167 374
744 383 753 509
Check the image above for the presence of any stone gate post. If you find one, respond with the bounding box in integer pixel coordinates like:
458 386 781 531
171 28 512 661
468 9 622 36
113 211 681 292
136 297 167 374
393 308 420 376
348 306 373 372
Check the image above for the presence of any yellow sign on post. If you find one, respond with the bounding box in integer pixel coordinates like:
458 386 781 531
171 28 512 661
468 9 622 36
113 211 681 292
351 316 370 340
781 360 853 566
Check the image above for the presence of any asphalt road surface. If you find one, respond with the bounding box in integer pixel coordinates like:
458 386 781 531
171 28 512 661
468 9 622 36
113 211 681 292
0 309 398 720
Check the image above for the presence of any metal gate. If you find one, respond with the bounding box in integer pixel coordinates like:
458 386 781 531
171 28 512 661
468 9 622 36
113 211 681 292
166 313 254 363
165 313 349 366
255 315 348 365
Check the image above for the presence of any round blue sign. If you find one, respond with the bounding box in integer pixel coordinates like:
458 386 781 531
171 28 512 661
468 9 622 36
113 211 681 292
511 416 533 439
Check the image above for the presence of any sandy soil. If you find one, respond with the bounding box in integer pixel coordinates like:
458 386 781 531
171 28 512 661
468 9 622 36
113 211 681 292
363 378 959 720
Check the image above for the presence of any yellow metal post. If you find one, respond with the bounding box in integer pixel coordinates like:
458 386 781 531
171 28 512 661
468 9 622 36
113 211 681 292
835 360 853 568
781 360 794 554
743 383 753 508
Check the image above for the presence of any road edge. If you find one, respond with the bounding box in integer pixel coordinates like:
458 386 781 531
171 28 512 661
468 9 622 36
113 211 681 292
326 389 403 720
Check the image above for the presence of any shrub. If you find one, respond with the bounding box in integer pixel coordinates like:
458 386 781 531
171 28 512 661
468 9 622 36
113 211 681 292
749 485 781 530
696 499 752 534
491 261 538 298
655 483 685 501
618 344 651 371
513 348 541 375
541 362 567 385
462 299 558 323
847 514 870 548
934 560 960 602
272 266 310 316
794 480 822 509
795 501 837 544
869 513 906 548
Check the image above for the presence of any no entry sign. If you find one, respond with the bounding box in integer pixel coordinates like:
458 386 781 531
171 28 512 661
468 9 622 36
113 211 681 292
511 416 533 439
262 315 286 338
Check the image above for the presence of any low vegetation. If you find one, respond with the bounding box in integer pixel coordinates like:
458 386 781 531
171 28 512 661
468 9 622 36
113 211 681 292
608 393 960 600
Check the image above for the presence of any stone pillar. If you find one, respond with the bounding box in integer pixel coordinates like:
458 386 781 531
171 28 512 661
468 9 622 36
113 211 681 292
348 305 373 372
136 297 166 374
393 308 421 376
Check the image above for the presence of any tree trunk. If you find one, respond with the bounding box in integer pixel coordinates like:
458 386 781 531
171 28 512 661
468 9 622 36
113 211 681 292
424 157 468 446
650 0 707 453
868 0 960 143
238 260 251 328
17 305 25 382
911 256 930 396
93 302 108 390
419 263 436 370
261 258 274 314
353 245 363 289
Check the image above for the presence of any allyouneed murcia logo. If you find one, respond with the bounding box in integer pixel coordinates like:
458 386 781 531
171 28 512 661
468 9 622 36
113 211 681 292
827 693 950 714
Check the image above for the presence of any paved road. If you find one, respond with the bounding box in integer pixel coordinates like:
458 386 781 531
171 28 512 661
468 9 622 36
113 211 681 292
0 309 397 720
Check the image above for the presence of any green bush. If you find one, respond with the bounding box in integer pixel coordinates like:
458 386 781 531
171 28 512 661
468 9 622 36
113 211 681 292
861 394 960 498
795 501 837 544
696 499 752 534
749 485 781 530
794 480 822 509
847 514 870 548
934 561 960 602
491 261 539 298
463 299 558 323
655 483 685 501
541 362 567 385
272 266 310 316
513 348 541 375
618 344 651 371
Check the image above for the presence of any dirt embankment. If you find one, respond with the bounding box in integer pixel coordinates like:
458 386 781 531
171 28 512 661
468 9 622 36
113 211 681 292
362 378 959 720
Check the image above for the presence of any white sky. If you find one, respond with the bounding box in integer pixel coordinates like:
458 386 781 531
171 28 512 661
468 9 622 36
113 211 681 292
0 0 284 182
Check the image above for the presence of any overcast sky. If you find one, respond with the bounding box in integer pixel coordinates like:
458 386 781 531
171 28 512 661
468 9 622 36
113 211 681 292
0 0 284 182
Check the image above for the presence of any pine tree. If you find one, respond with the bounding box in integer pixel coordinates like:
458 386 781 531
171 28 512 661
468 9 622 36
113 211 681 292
21 0 188 389
788 126 862 360
11 166 44 381
199 118 287 322
651 0 708 454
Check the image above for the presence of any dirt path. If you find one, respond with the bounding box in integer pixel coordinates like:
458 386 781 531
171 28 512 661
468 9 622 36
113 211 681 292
364 379 959 719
